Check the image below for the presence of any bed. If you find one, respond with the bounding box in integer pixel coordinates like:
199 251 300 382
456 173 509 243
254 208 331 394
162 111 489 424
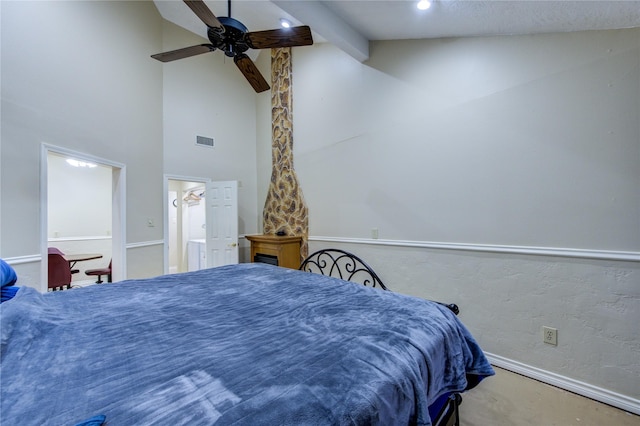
299 249 473 425
1 261 494 425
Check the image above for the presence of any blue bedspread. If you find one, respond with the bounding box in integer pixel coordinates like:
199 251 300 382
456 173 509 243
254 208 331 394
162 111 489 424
1 263 493 425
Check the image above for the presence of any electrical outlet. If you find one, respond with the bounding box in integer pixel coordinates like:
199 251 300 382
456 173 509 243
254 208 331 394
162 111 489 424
543 326 557 345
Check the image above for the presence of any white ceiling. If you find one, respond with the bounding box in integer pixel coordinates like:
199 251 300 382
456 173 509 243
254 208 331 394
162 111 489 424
153 0 640 61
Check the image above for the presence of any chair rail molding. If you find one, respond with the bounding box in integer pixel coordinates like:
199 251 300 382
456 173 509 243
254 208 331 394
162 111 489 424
126 240 164 249
309 236 640 262
5 240 164 264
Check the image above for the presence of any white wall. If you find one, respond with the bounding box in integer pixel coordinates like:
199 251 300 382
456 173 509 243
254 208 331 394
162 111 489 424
293 31 639 251
255 29 640 407
1 2 264 281
161 20 264 240
255 51 273 234
47 153 112 239
1 1 164 282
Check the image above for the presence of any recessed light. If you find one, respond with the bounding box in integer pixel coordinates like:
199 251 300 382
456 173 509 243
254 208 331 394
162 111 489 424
280 18 292 28
417 0 431 10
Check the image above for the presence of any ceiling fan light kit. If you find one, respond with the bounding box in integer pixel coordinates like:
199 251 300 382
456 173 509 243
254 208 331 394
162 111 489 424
151 0 314 93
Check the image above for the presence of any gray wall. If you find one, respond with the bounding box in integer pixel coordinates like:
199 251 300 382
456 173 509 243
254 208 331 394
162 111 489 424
1 2 262 283
47 153 112 239
292 32 639 251
161 19 263 239
1 0 164 281
256 30 640 406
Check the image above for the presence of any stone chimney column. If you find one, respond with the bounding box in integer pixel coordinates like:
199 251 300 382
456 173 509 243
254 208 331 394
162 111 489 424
262 47 309 260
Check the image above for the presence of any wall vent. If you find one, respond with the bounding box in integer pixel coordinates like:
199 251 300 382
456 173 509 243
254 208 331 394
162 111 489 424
196 135 214 148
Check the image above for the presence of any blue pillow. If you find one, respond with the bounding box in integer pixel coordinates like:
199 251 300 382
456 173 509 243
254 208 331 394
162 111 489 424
1 286 19 303
0 259 18 287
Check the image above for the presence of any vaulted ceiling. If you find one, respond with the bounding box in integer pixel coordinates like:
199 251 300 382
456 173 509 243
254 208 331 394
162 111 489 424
154 0 640 61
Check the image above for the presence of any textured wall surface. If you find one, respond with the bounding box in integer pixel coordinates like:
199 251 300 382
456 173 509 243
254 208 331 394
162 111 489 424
309 240 640 401
262 48 309 260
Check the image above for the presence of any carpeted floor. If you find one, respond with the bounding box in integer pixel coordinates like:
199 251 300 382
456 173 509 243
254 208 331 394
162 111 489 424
458 367 639 425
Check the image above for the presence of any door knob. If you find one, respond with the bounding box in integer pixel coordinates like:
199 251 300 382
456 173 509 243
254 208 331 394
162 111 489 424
228 243 237 247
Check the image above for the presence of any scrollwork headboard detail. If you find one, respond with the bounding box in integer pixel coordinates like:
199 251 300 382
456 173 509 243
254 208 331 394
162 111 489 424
299 249 388 290
299 248 460 315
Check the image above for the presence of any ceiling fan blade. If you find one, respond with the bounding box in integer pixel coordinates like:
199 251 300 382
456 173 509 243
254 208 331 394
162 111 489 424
183 0 224 32
245 26 313 49
151 44 215 62
234 54 270 93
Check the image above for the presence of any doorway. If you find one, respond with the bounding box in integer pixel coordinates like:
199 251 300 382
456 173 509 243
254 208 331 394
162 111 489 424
167 179 206 273
41 145 126 293
164 177 239 274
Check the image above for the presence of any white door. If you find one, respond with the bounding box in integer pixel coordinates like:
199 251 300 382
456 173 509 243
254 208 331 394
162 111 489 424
205 181 238 267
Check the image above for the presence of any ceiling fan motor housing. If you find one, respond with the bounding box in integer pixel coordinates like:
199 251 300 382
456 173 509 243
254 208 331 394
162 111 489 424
209 17 251 57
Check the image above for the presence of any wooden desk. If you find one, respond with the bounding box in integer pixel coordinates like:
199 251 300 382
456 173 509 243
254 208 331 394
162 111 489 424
245 235 302 269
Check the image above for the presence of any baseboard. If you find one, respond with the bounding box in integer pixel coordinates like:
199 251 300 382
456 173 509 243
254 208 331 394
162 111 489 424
485 352 640 416
71 279 99 288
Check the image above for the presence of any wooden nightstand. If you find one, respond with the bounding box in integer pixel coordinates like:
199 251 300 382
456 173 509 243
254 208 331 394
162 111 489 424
245 234 302 269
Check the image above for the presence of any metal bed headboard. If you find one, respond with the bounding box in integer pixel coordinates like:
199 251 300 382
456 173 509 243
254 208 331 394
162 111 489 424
299 248 460 315
299 249 388 290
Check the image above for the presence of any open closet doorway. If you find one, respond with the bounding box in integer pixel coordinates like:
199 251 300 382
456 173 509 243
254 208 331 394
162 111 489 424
164 177 239 274
41 145 126 293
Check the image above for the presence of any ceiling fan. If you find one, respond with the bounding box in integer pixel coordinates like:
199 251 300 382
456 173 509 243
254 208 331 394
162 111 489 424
151 0 313 93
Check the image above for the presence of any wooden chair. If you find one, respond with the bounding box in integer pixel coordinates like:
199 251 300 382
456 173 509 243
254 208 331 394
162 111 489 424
85 260 112 284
